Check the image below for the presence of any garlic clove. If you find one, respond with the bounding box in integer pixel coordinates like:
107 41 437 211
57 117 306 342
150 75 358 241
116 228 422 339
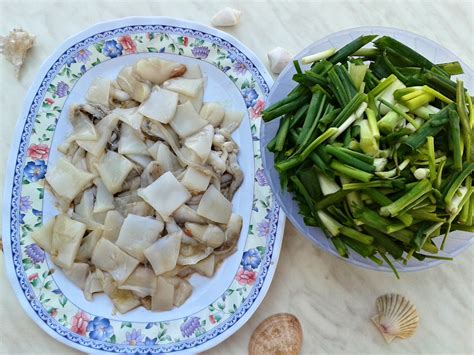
0 28 35 78
267 47 292 74
211 7 242 27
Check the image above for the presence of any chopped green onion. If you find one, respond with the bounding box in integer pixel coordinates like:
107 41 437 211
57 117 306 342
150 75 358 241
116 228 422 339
339 226 374 245
448 109 463 170
330 161 374 182
378 97 420 129
368 74 397 97
422 85 454 104
317 210 342 236
331 93 367 127
456 80 471 163
443 162 474 204
265 34 472 273
293 59 302 74
328 35 378 64
380 179 432 217
262 94 311 122
426 136 436 183
302 48 337 65
325 145 375 173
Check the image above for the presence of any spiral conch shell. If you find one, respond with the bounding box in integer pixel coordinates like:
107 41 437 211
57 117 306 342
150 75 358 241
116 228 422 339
248 313 303 355
211 7 242 27
0 28 35 78
371 293 419 343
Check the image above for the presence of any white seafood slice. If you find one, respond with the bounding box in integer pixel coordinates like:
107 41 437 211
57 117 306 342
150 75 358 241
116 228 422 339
101 210 124 242
118 123 149 156
116 214 164 262
133 57 186 85
31 217 55 253
91 238 139 283
197 185 232 224
76 229 102 262
184 124 214 162
51 214 86 269
200 102 225 127
117 66 151 102
85 77 111 108
144 232 182 275
119 266 155 298
138 171 190 220
169 101 207 138
191 254 215 277
163 77 204 98
138 87 178 124
96 150 134 194
180 167 211 193
46 158 94 205
63 262 89 289
151 276 175 311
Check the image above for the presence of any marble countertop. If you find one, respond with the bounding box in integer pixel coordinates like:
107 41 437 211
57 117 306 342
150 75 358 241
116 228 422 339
1 0 473 353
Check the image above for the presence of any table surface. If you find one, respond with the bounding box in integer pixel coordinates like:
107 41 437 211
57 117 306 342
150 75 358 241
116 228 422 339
1 0 473 354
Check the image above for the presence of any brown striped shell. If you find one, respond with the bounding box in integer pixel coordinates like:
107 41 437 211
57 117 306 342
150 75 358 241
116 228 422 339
248 313 303 355
371 293 419 343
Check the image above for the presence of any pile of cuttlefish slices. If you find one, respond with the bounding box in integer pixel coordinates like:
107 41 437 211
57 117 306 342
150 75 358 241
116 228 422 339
32 57 245 314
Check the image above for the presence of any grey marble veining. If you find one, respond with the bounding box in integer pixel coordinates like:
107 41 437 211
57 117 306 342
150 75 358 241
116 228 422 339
0 0 473 354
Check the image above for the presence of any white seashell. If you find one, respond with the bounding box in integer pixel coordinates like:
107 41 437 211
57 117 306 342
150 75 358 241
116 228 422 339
267 47 292 74
211 7 242 27
371 293 419 343
0 28 35 78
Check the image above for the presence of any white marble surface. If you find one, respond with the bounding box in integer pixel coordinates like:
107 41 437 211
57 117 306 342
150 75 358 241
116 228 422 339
0 0 473 354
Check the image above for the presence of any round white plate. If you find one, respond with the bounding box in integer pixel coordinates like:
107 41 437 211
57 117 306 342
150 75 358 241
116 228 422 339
2 17 284 353
261 26 473 272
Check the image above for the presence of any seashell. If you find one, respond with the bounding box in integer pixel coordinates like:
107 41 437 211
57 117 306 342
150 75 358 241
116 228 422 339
0 28 35 78
249 313 302 355
267 47 292 74
211 7 242 27
371 293 419 343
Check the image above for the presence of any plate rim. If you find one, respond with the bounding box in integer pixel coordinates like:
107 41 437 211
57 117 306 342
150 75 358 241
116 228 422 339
2 16 285 354
261 25 474 273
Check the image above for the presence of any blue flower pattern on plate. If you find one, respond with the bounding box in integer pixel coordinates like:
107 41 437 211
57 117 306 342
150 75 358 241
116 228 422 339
241 248 261 270
87 317 114 341
242 87 258 108
102 40 123 58
24 160 47 182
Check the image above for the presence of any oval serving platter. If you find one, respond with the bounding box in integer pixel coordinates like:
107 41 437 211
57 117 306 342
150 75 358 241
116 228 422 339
2 17 284 354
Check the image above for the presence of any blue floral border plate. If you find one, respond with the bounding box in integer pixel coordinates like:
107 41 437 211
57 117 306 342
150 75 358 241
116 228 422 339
2 17 285 354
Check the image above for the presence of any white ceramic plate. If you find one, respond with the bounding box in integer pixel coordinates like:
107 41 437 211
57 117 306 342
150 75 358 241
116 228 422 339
2 17 284 353
261 26 473 272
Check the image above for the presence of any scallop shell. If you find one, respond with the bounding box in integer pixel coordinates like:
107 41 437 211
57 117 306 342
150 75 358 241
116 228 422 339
371 293 419 343
249 313 302 355
0 28 35 78
211 7 242 27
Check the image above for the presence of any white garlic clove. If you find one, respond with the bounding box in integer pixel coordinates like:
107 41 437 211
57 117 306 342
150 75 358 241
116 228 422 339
211 7 242 27
0 28 35 78
267 47 292 74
